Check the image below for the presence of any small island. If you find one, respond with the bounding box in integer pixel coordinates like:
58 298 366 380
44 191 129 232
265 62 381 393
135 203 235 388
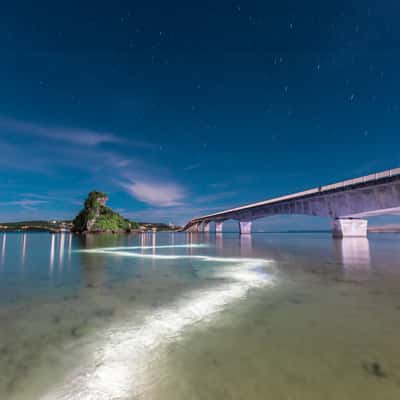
72 191 136 234
0 191 181 234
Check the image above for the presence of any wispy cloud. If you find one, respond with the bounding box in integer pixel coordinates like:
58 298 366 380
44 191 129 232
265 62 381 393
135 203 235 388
0 115 201 222
124 205 218 224
0 116 156 150
0 116 124 146
0 139 51 173
208 182 228 189
195 191 236 204
122 180 186 207
184 163 201 171
0 199 48 209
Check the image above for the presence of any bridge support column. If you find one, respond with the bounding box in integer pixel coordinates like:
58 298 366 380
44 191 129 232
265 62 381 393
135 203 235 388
203 222 210 233
189 223 199 233
239 220 252 235
215 221 223 234
332 218 368 238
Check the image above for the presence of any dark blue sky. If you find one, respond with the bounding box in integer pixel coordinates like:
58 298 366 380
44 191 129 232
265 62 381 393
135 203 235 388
1 1 399 227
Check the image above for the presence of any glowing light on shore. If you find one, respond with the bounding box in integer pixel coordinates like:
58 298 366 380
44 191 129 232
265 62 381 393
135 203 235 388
42 245 274 400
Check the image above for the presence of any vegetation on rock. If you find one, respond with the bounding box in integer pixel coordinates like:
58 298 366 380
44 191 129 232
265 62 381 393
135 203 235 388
73 191 137 233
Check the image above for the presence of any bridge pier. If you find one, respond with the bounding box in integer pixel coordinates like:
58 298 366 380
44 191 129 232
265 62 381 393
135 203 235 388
215 221 223 234
239 220 252 235
332 218 368 238
190 223 200 233
203 222 211 233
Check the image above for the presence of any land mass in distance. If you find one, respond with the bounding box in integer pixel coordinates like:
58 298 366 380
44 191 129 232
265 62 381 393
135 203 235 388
0 191 181 233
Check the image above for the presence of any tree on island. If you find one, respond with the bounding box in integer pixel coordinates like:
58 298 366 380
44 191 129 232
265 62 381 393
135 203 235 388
72 191 139 233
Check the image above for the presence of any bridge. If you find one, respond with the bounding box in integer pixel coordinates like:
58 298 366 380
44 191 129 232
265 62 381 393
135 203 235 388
183 168 400 237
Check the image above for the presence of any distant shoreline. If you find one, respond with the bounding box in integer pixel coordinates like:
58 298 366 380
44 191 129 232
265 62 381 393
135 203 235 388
0 220 181 234
368 225 400 233
0 221 72 233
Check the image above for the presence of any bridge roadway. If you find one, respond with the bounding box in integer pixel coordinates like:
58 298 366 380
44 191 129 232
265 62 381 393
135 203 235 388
183 168 400 237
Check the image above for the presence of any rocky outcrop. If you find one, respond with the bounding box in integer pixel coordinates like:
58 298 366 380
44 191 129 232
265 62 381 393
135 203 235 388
72 191 133 233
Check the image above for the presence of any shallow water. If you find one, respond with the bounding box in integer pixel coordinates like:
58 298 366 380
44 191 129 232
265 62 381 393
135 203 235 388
0 231 400 399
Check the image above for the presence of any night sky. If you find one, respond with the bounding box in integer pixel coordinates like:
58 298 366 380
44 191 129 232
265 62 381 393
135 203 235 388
1 1 400 228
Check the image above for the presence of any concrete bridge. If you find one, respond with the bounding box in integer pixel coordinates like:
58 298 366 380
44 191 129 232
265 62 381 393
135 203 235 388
183 168 400 237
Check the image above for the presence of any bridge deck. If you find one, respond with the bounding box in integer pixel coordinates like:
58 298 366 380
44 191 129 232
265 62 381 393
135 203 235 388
189 168 400 224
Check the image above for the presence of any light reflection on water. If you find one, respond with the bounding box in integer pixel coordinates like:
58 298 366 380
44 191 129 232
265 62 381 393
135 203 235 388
1 233 6 267
0 232 400 399
58 234 65 268
49 234 55 275
333 238 371 268
21 233 27 266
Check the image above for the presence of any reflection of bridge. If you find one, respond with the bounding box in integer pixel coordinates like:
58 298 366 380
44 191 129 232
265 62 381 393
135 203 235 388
184 168 400 237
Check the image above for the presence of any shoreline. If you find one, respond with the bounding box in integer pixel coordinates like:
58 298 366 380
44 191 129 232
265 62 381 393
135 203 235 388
0 228 180 234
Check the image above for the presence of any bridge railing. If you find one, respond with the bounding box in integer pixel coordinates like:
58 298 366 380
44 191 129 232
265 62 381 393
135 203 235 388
320 168 400 192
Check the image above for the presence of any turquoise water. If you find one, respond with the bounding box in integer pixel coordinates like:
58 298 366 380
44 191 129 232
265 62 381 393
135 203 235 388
1 232 400 399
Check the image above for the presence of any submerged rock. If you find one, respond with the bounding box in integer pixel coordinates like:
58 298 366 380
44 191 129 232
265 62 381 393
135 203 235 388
0 346 9 359
94 308 115 319
288 297 303 304
362 361 386 378
70 321 89 338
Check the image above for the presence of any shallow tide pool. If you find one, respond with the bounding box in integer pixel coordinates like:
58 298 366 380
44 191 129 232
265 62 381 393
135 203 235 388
0 232 400 399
